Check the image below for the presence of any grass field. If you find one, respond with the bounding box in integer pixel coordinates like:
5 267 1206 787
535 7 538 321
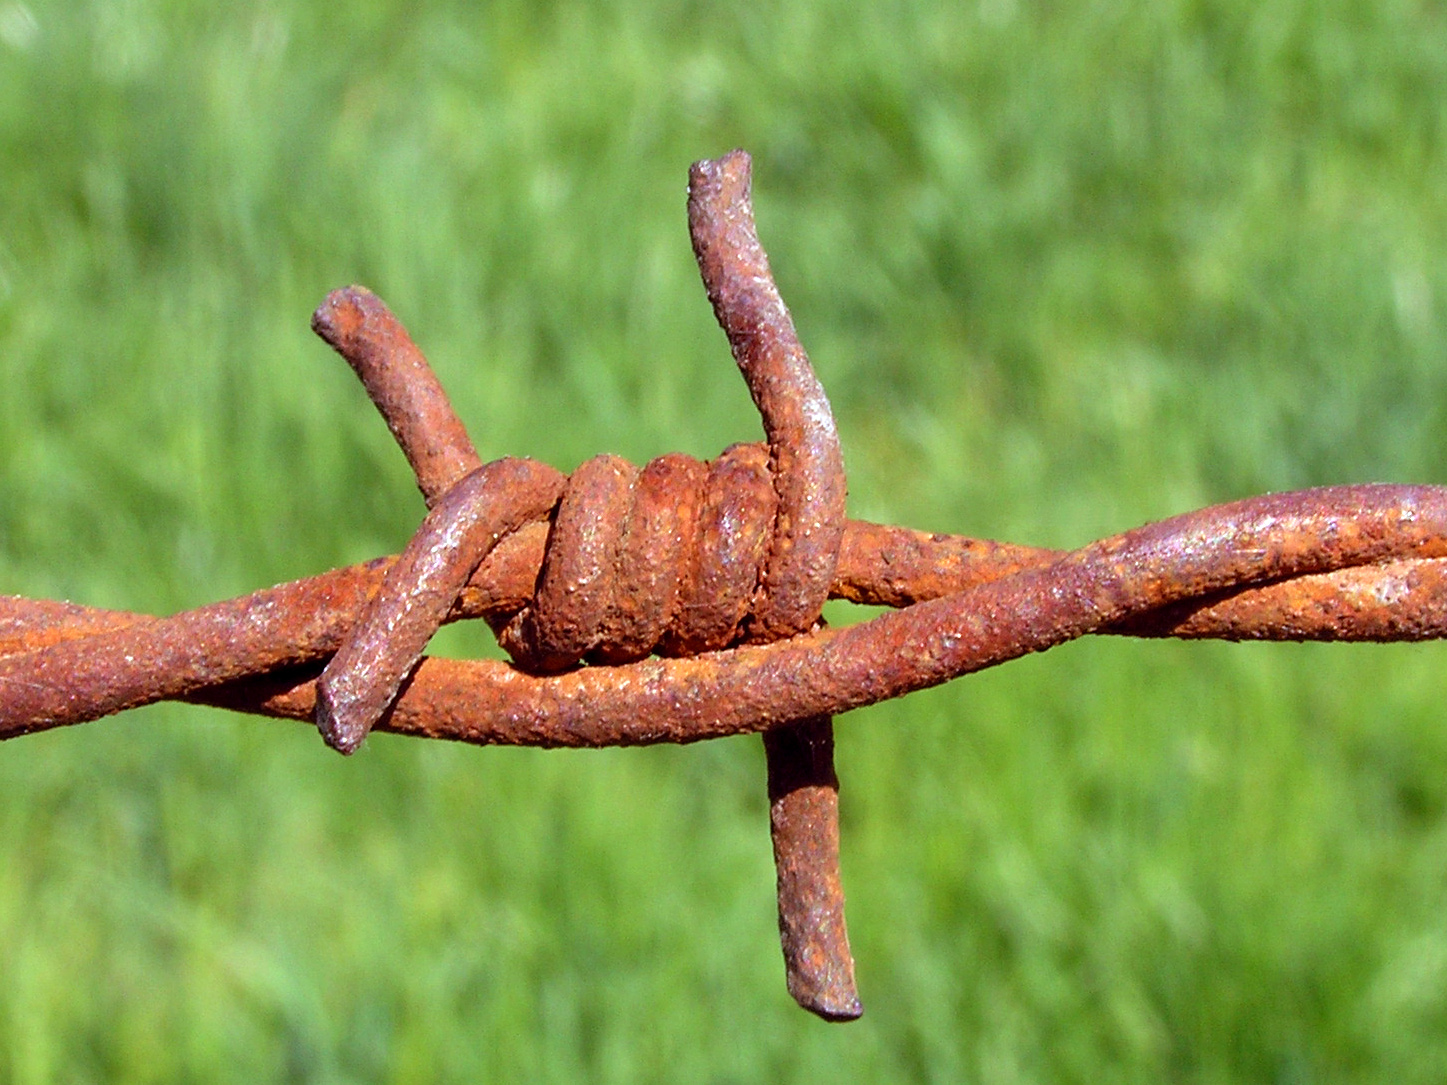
4 0 1447 1080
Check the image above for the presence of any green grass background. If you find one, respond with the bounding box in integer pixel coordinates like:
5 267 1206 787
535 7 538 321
3 0 1447 1080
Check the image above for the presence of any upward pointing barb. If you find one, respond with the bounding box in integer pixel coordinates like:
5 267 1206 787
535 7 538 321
311 286 482 506
688 150 847 642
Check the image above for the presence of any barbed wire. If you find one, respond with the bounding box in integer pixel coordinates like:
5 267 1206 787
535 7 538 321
4 150 1447 1021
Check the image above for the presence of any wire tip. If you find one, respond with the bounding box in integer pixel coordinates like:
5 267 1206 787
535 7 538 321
310 285 378 349
315 684 368 755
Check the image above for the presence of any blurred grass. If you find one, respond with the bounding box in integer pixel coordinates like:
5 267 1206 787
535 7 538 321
2 0 1447 1080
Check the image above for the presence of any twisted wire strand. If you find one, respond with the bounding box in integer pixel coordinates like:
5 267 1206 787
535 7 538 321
4 483 1446 740
205 484 1447 741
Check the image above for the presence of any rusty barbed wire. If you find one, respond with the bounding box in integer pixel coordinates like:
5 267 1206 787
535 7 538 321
4 150 1447 1021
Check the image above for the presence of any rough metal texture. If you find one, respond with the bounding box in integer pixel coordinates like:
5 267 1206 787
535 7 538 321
5 151 1447 1021
689 153 857 1019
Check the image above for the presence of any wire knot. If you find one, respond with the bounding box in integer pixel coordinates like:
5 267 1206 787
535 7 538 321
493 444 789 672
308 149 861 1018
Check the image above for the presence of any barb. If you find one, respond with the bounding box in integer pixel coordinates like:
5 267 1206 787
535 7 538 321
4 151 1447 1022
689 151 857 1019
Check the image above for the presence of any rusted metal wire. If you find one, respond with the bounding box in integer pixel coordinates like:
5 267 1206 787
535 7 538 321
5 149 1447 1021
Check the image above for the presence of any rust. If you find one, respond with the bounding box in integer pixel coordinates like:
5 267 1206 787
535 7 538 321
3 150 1447 1021
176 485 1447 744
9 486 1447 736
311 286 482 506
764 716 860 1021
688 152 857 1019
315 458 566 753
324 149 859 1015
686 150 846 641
658 444 772 657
